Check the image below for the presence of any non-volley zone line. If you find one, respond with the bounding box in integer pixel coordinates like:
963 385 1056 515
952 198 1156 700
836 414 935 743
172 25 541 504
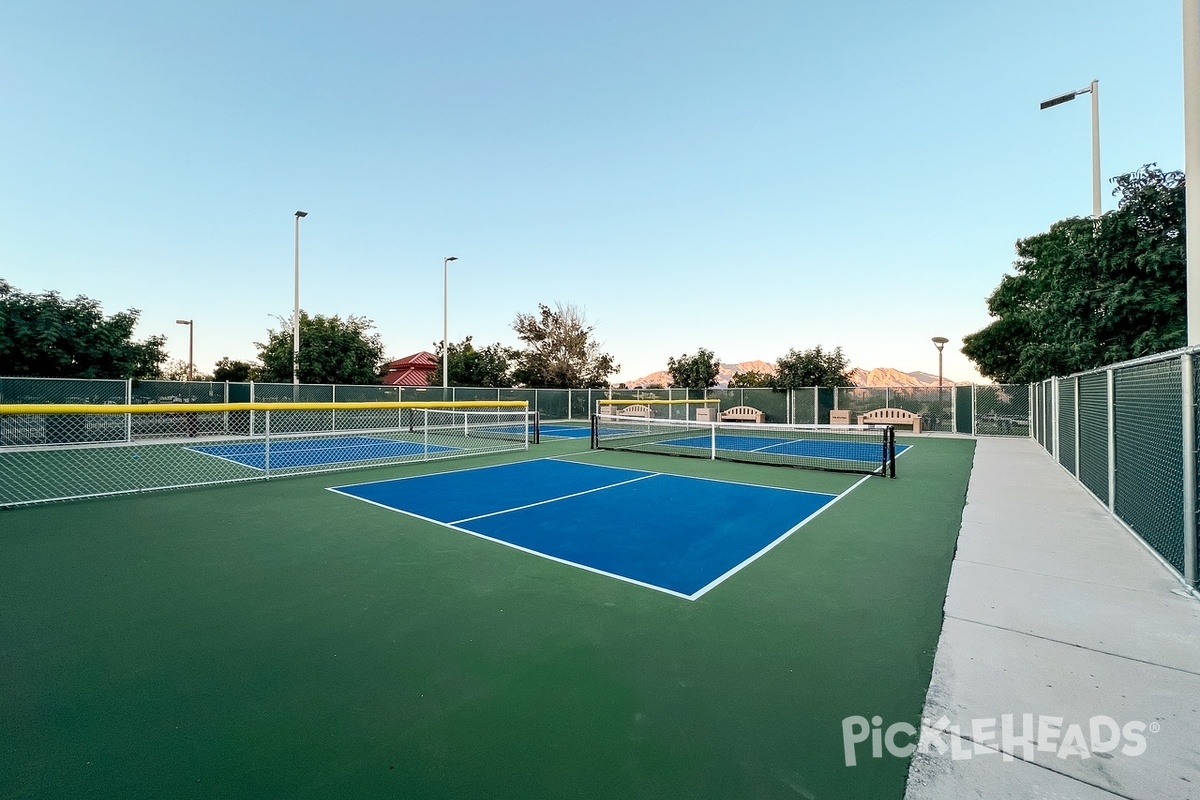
189 435 457 471
329 458 846 599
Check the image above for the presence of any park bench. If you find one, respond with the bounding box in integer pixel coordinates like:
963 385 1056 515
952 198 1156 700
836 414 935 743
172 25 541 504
859 407 922 433
719 405 767 424
599 403 654 418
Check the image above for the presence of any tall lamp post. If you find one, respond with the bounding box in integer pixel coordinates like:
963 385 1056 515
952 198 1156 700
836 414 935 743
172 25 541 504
442 256 458 390
1039 80 1101 220
932 336 949 407
176 319 194 381
1186 0 1200 345
292 211 308 387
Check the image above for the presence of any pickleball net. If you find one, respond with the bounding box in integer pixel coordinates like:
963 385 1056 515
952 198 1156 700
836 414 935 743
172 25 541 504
591 415 897 477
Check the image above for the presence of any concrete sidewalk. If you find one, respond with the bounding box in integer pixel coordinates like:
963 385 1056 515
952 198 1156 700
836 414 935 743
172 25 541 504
905 437 1200 800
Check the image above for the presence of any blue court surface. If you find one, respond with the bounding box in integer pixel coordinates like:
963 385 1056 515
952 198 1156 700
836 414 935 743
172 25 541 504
538 423 594 439
189 435 456 470
329 458 843 599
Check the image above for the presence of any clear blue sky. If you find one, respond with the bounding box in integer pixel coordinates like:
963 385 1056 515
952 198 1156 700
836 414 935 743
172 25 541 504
0 1 1185 384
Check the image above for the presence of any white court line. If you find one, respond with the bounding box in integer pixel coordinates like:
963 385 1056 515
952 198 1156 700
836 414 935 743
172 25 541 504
686 473 875 600
451 473 658 525
325 482 695 600
329 456 862 600
329 454 632 492
549 454 839 497
189 436 448 472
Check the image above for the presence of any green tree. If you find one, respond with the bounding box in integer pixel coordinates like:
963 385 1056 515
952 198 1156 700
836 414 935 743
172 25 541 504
511 302 618 388
963 164 1185 383
160 359 214 382
0 280 168 378
772 346 851 389
431 336 517 387
255 312 386 384
212 358 258 382
729 370 772 388
666 347 721 389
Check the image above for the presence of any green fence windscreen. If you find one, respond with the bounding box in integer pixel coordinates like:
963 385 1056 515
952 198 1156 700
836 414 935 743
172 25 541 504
1113 361 1185 572
1077 372 1109 505
1057 378 1077 475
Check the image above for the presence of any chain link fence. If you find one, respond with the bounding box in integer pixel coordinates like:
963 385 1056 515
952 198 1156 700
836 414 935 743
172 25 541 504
973 384 1031 437
0 376 127 404
1113 359 1185 573
1 377 1035 434
1029 349 1199 589
0 403 531 508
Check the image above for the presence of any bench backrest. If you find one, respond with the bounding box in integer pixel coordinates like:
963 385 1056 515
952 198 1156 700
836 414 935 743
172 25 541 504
720 405 766 422
620 404 653 418
861 407 917 420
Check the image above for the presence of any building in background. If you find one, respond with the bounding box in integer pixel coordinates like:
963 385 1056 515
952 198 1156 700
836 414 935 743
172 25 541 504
381 352 437 387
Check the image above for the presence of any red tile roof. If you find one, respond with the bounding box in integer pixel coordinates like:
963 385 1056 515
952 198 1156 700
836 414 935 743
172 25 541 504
382 351 438 386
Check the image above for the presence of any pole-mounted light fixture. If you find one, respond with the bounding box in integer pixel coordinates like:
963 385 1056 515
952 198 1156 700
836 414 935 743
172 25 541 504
443 256 458 390
176 319 194 381
1039 80 1101 220
932 336 949 408
293 211 308 387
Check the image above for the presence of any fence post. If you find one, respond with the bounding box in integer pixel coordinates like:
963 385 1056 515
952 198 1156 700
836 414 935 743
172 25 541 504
1027 384 1034 438
969 385 975 436
1051 377 1060 460
1073 376 1081 479
124 379 132 443
263 408 271 477
1182 354 1197 589
1106 369 1116 513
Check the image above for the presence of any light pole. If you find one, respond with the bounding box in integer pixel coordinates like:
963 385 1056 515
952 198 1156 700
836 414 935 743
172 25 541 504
442 256 458 390
293 210 308 386
175 319 194 381
1185 0 1200 345
932 336 948 407
1040 80 1101 220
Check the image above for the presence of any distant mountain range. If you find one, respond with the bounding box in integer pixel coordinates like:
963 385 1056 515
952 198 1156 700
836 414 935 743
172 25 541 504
622 362 959 389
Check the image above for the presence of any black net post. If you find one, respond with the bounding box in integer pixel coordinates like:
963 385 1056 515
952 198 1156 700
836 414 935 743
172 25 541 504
888 427 896 478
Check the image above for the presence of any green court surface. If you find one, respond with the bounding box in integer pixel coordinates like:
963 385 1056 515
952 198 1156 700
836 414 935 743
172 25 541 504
0 434 975 800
